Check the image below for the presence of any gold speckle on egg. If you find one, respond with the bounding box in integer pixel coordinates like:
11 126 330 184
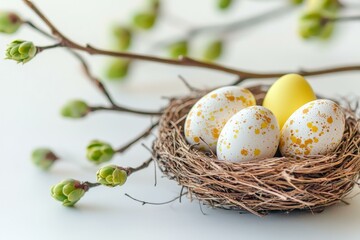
193 137 200 143
211 94 217 98
304 138 313 145
197 111 202 116
307 122 318 132
254 149 261 156
225 93 235 102
255 129 260 134
312 126 318 132
241 149 248 156
303 108 309 114
236 96 246 104
211 128 220 139
327 116 333 124
261 122 268 129
271 124 275 130
280 139 285 148
291 136 302 145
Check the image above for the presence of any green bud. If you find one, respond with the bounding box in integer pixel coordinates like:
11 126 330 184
306 0 340 12
168 41 188 59
5 40 36 64
86 140 115 165
203 40 223 61
61 100 89 119
106 59 131 80
96 165 127 187
50 179 86 207
291 0 304 5
113 26 132 51
0 12 22 34
133 11 157 30
299 11 336 39
217 0 233 10
299 12 322 39
31 148 58 171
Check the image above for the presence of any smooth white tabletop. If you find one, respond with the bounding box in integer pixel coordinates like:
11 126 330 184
1 0 360 239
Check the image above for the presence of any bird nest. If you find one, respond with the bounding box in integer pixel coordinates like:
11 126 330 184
153 84 360 216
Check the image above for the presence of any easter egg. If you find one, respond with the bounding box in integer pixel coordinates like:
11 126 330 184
280 99 345 157
263 74 316 129
184 86 256 152
217 106 280 162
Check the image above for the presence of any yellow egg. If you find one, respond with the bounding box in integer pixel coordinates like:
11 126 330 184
262 74 316 129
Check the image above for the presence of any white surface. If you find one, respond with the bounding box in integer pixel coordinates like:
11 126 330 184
1 0 360 240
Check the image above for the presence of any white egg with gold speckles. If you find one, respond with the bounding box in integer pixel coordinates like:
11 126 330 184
280 99 345 157
184 86 256 152
217 106 280 162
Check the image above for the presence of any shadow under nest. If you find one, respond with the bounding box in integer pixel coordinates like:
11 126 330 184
152 84 360 216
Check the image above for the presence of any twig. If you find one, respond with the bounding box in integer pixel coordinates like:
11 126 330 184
141 143 158 186
89 106 162 116
116 121 159 153
37 43 62 52
231 76 248 86
24 20 117 107
179 186 185 203
326 15 360 22
124 192 187 206
126 158 154 176
178 75 199 92
81 181 101 191
24 18 161 115
154 4 295 48
198 201 207 215
23 0 360 80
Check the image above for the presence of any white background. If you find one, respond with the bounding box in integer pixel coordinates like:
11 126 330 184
1 0 360 239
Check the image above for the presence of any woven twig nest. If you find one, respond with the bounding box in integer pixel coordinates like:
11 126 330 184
153 84 360 216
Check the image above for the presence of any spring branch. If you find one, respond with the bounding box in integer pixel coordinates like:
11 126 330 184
23 0 360 83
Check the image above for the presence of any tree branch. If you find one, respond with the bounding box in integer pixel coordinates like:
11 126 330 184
154 4 295 48
116 121 159 153
326 15 360 22
126 158 154 176
23 0 360 81
124 191 187 205
24 19 162 115
24 19 118 106
89 106 162 116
